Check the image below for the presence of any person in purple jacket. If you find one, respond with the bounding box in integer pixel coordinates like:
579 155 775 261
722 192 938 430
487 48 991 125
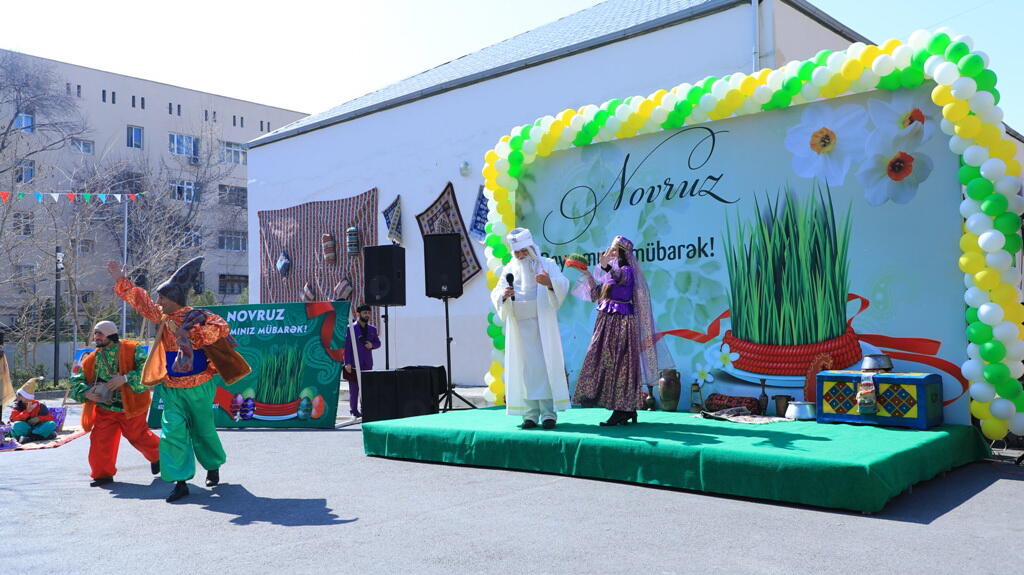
573 235 664 427
343 304 381 418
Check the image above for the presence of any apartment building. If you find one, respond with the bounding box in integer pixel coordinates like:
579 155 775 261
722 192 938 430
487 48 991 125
0 49 306 339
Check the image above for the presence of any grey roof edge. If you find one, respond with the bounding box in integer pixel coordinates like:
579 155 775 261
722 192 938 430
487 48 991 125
779 0 872 44
250 0 749 148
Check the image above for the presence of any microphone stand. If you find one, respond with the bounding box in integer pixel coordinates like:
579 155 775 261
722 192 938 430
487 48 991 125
439 296 476 412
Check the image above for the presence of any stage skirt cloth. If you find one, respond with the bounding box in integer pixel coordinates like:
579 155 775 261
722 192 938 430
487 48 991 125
573 311 643 411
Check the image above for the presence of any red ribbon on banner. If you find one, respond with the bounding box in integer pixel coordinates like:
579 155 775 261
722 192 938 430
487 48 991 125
656 293 968 406
214 386 236 414
305 302 347 362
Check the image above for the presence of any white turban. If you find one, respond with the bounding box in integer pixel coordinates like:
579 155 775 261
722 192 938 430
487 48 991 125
94 321 118 337
507 228 536 252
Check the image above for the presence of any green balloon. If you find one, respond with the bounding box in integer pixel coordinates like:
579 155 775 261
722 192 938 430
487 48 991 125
994 213 1021 235
493 335 505 351
485 234 500 248
984 362 1012 385
484 222 494 235
674 100 693 115
980 340 1007 363
966 177 994 201
606 99 622 113
994 379 1022 399
520 125 533 139
1012 394 1024 411
584 122 600 137
981 194 1009 217
486 325 501 338
508 136 523 151
782 77 802 95
945 41 970 63
975 69 997 91
593 110 610 124
1003 233 1022 254
661 112 684 130
957 54 985 78
926 32 951 55
814 50 832 66
508 164 522 178
701 76 718 91
686 86 704 106
967 322 994 344
990 88 1000 105
877 73 902 91
493 245 508 259
900 66 924 88
966 307 979 324
508 150 524 165
798 61 816 81
958 165 982 186
911 50 931 69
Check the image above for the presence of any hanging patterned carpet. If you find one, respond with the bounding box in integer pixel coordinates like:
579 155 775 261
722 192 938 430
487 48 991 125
363 407 990 512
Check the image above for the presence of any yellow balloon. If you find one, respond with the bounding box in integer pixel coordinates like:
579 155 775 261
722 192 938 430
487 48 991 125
493 189 508 204
830 77 851 95
489 378 505 393
502 213 515 229
859 45 880 65
725 90 744 108
959 232 982 253
942 101 969 122
974 268 1001 290
991 284 1018 305
981 417 1010 440
639 99 655 116
955 115 981 139
485 150 499 164
489 361 503 378
558 109 576 123
931 85 954 107
740 76 759 96
650 90 667 105
880 39 901 53
1007 160 1022 177
756 68 772 82
959 252 986 274
994 139 1017 160
970 400 992 420
499 135 510 144
1018 323 1024 339
976 124 1001 147
840 60 863 80
486 271 498 290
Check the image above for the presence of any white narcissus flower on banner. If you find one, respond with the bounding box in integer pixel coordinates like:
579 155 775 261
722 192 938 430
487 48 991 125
856 130 934 206
784 103 869 186
694 364 714 384
866 91 938 146
708 343 740 369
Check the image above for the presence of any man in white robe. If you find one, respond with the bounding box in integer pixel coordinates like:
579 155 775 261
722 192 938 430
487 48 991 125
490 228 570 429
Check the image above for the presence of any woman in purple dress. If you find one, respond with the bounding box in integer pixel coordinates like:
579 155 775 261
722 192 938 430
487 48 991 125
573 235 663 426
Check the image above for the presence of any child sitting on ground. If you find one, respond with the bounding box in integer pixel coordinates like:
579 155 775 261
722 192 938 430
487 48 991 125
10 377 56 443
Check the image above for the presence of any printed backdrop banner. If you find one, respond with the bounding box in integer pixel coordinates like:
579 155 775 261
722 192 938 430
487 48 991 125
147 301 349 429
416 182 482 283
517 86 969 423
258 189 378 306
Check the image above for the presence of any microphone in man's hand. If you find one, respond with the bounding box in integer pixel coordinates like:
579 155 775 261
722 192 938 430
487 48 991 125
505 273 515 301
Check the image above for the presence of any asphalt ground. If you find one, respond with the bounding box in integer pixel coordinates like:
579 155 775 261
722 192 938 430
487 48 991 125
3 397 1023 574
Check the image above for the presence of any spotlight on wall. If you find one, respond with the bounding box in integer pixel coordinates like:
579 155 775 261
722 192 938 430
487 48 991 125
459 161 471 177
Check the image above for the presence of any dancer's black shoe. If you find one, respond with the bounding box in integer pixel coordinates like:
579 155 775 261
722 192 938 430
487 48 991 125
205 468 220 487
151 461 161 475
166 481 189 502
599 410 633 426
90 477 114 487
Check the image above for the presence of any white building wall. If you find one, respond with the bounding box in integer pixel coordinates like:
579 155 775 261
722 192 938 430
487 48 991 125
248 3 865 386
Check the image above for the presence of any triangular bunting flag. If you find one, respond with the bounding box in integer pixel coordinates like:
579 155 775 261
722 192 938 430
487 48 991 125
17 193 24 199
83 193 92 203
65 193 75 202
128 194 137 202
34 193 43 203
50 193 60 202
0 192 9 203
98 194 107 203
113 194 122 202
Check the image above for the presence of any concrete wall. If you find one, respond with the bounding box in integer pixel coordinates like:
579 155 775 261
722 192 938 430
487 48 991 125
3 342 79 379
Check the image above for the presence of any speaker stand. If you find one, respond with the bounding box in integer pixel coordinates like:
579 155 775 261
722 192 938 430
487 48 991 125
439 297 476 412
383 305 390 370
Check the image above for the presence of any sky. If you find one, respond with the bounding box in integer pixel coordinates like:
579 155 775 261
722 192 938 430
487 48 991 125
3 0 1020 129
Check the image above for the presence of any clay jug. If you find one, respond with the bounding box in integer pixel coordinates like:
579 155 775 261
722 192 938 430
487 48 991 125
658 369 681 411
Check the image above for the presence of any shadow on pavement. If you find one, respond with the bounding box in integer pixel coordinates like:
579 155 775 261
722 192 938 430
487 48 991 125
108 480 356 526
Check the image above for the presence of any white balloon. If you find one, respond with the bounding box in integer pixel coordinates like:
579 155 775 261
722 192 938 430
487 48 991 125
970 381 997 403
993 321 1019 342
711 80 729 98
959 198 981 218
996 176 1022 196
784 60 802 76
728 74 746 90
978 106 1004 125
1010 413 1024 435
661 92 679 109
800 83 820 101
948 135 970 155
966 213 994 234
1001 268 1022 287
892 45 914 69
933 62 960 85
975 50 990 67
494 141 511 158
1009 340 1024 361
981 159 1007 181
698 94 718 113
953 34 974 50
979 229 1006 252
492 222 508 236
967 342 981 360
907 29 931 51
1009 361 1024 380
671 82 692 97
753 85 773 104
1010 195 1024 216
871 54 895 76
950 77 977 100
964 286 990 307
811 67 832 87
990 398 1016 421
923 55 944 78
962 359 985 382
826 52 847 74
986 251 1013 272
854 70 878 92
846 43 866 60
978 302 1006 325
940 118 956 136
969 91 995 114
579 104 599 120
965 273 977 289
963 145 989 167
767 70 785 91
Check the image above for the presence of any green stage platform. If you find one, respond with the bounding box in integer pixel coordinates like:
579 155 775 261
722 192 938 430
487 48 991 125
362 407 990 512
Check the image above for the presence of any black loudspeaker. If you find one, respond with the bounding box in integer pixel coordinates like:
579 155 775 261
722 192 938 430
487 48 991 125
423 233 463 299
363 245 405 306
361 369 441 422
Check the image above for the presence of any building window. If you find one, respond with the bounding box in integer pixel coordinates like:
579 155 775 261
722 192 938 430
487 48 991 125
212 111 216 122
66 83 71 95
13 212 34 236
170 180 199 203
240 116 244 128
221 142 247 165
72 239 95 254
217 231 247 252
102 89 107 103
77 291 95 304
168 102 173 115
111 91 116 104
14 112 33 133
204 110 209 121
76 85 82 98
266 122 270 131
132 95 136 108
127 125 143 149
259 120 263 131
219 274 248 295
14 264 36 294
219 185 247 207
70 138 94 155
140 96 145 109
15 160 35 184
168 133 199 158
180 228 203 248
177 104 181 116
